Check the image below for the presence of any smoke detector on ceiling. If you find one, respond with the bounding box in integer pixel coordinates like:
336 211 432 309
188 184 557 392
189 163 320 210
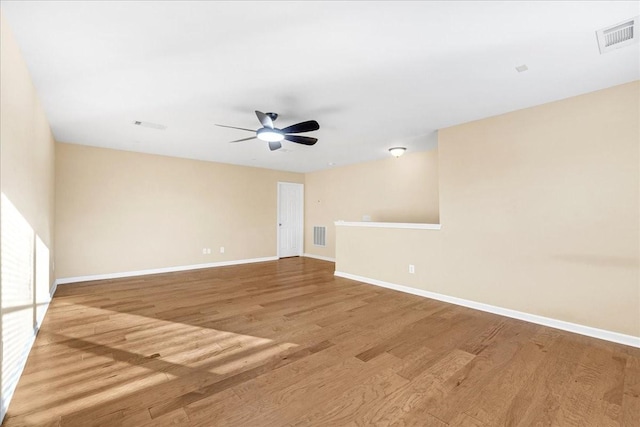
596 16 638 54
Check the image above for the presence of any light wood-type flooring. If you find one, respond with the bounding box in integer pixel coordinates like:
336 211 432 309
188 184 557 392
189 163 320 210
3 257 639 426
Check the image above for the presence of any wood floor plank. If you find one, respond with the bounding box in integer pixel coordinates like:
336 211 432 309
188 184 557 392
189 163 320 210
182 389 244 427
414 318 538 423
289 364 410 426
2 257 639 426
458 339 548 424
362 349 476 426
448 413 485 426
622 355 640 427
227 352 401 426
551 340 631 427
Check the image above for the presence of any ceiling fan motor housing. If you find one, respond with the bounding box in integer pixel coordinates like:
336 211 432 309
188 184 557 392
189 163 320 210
266 112 278 122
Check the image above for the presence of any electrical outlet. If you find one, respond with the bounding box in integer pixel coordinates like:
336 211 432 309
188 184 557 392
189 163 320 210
207 248 211 254
409 264 415 274
220 246 225 254
202 248 207 254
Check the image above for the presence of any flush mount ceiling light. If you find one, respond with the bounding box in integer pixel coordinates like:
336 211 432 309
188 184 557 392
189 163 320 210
389 147 406 157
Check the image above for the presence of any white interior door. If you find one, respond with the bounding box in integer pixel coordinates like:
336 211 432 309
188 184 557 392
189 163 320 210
277 182 303 258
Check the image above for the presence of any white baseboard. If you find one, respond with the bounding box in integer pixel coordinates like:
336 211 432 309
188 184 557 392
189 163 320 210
334 271 640 349
303 253 336 263
50 279 58 298
1 282 56 423
55 256 278 285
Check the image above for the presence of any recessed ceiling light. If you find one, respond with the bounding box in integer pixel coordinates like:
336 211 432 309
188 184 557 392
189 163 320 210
515 64 528 73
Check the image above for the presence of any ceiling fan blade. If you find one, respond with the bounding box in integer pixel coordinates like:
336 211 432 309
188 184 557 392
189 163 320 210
284 135 318 145
280 120 320 134
255 110 274 129
268 141 282 151
216 124 256 132
229 136 257 143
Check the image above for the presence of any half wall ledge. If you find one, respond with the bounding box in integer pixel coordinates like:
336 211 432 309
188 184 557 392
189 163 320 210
334 221 441 230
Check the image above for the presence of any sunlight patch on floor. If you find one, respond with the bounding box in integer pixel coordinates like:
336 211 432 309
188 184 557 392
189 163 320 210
10 302 299 419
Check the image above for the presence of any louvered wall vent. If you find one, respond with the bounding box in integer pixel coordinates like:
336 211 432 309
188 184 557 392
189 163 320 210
313 226 326 247
596 16 638 54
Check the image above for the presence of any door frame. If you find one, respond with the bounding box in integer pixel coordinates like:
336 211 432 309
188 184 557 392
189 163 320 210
276 182 304 258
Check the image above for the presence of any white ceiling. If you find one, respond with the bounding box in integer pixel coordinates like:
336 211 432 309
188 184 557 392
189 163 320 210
2 1 638 173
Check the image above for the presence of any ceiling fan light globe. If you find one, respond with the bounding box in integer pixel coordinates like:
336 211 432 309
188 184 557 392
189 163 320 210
257 128 285 142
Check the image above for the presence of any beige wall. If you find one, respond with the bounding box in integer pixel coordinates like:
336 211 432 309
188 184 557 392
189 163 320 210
0 13 56 417
305 150 439 259
0 14 55 259
336 81 639 337
55 143 303 278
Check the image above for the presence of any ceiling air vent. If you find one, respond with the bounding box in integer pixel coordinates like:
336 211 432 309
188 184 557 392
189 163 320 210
596 16 638 54
133 121 167 130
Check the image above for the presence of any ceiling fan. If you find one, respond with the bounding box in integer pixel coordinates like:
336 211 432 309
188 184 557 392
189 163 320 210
216 111 319 151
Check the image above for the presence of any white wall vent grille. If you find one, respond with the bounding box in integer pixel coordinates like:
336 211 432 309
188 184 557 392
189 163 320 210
133 120 167 130
596 16 638 54
313 226 326 247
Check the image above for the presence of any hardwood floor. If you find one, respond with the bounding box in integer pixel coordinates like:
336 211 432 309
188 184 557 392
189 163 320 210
3 257 639 426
